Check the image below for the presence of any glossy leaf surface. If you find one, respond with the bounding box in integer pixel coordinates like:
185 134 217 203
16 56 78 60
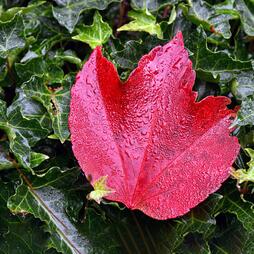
69 32 240 220
0 14 25 58
52 0 118 33
72 11 112 49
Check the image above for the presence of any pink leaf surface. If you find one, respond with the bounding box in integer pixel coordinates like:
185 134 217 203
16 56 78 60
69 32 240 220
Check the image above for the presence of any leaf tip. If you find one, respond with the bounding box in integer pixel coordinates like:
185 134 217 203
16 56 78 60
173 31 184 45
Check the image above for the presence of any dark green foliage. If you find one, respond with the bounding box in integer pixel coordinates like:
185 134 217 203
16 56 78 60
0 0 254 253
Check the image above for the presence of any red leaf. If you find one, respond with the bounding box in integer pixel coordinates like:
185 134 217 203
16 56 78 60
69 32 240 220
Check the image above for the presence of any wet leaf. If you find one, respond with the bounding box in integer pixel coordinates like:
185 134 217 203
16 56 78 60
185 27 253 82
109 36 164 70
52 0 118 33
131 0 178 11
7 167 123 254
0 179 50 254
0 13 25 58
15 57 64 83
180 0 239 39
236 0 254 36
22 75 73 143
0 97 50 170
1 1 254 252
69 32 240 220
231 71 254 99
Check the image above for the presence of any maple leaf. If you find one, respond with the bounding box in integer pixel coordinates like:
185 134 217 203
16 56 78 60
69 32 240 220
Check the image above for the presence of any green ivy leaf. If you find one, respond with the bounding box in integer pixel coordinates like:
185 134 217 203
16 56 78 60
110 40 144 70
216 183 254 233
176 234 211 254
0 97 50 170
231 71 254 99
30 152 49 169
1 165 221 254
210 215 248 254
236 0 254 36
0 177 50 254
15 57 64 83
0 1 46 22
157 194 221 252
243 231 254 254
0 13 25 58
12 89 52 130
117 10 163 39
131 0 179 11
234 97 254 126
72 11 112 49
180 0 239 39
54 49 82 68
7 167 122 254
52 0 118 33
22 75 73 143
185 26 253 82
108 36 163 70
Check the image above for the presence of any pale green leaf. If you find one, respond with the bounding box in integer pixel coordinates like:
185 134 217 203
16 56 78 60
72 11 112 49
30 152 49 168
231 149 254 184
168 5 177 25
87 175 115 203
117 10 163 39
